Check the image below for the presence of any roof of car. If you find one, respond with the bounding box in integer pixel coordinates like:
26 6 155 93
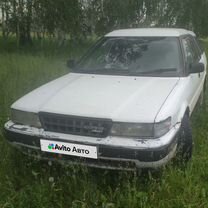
105 28 196 37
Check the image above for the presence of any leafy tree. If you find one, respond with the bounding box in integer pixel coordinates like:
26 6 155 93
1 0 208 45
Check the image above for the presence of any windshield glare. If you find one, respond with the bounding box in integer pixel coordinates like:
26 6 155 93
75 37 181 76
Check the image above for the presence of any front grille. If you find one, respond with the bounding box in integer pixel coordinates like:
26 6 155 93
39 112 112 138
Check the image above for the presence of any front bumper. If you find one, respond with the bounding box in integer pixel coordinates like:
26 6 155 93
4 121 180 170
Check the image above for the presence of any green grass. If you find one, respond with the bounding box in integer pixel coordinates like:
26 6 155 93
0 38 208 208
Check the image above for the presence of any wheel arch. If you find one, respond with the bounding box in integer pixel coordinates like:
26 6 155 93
176 104 190 125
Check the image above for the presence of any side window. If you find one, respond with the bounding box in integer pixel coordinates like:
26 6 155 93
195 38 204 54
190 37 202 59
182 37 199 66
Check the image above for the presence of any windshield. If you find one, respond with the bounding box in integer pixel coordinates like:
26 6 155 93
74 37 182 76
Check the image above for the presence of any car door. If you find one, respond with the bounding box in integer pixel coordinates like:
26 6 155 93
181 36 205 113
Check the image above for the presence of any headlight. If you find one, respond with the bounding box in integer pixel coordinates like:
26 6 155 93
110 117 171 138
11 109 41 128
154 117 171 138
111 122 154 137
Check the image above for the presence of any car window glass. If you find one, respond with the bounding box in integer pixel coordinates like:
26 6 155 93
182 38 198 65
76 37 181 76
190 38 201 60
196 38 204 53
192 37 203 57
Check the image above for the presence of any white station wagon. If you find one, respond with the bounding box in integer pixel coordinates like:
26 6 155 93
4 28 207 170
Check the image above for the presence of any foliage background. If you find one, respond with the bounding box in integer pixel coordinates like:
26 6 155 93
1 0 208 46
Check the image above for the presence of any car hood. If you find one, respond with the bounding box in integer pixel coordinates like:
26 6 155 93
12 73 179 123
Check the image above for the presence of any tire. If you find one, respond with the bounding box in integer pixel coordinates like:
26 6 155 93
176 114 193 163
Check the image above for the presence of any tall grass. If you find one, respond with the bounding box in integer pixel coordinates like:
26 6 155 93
0 37 208 208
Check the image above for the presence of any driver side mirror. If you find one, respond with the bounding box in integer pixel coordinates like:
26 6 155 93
67 59 76 69
190 62 205 74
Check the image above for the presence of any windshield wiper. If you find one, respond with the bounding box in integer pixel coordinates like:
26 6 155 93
74 67 130 75
74 67 177 76
136 68 177 75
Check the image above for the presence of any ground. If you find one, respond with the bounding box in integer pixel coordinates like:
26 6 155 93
0 37 208 208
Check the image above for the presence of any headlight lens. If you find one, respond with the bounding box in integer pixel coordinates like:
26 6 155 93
154 117 171 138
11 109 41 128
111 122 154 137
110 117 171 138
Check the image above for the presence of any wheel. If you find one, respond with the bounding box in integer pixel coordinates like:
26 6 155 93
176 114 193 163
